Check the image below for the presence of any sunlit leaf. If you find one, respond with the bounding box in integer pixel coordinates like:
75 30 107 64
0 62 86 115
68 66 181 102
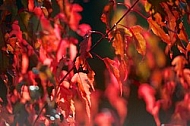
71 72 94 118
112 28 126 59
103 58 122 94
130 25 146 55
148 17 170 44
145 1 152 12
172 55 188 76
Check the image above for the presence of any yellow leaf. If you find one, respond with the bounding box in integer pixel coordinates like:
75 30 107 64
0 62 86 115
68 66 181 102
130 25 146 55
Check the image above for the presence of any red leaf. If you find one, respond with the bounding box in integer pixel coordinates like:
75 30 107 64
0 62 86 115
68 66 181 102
172 55 188 76
138 83 160 125
28 0 34 11
77 24 91 36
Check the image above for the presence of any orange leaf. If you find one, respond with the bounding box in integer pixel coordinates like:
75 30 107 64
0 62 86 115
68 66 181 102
103 58 122 94
112 28 126 59
130 25 146 55
148 17 170 44
172 55 188 76
161 3 176 43
178 22 189 43
71 72 94 119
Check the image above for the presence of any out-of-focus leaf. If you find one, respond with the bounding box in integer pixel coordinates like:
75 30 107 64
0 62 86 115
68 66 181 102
138 83 160 126
28 0 34 11
148 17 170 44
103 58 122 94
21 53 29 74
71 72 94 119
172 55 188 76
130 25 146 55
145 1 151 12
112 28 126 59
183 69 190 86
101 0 115 29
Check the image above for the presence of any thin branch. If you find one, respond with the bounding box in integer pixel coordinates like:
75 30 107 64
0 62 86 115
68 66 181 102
90 0 140 51
32 103 47 126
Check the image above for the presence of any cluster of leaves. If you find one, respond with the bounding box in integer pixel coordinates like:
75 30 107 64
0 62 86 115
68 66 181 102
0 0 190 125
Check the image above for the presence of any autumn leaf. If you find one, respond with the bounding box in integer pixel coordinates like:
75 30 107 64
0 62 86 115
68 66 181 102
71 72 94 119
28 0 34 11
177 22 189 43
103 58 122 95
79 33 92 58
21 53 29 74
130 25 146 55
161 3 176 44
138 83 161 126
101 0 115 29
172 55 188 76
148 17 170 44
112 28 126 59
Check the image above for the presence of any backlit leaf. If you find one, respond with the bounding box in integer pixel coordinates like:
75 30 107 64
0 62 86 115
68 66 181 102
130 25 146 55
148 17 170 44
178 22 189 42
112 28 126 59
103 58 122 94
71 72 94 119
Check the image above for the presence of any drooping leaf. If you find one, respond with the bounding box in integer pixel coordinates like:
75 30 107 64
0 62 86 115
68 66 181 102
161 3 176 44
71 72 94 119
103 58 122 94
148 17 170 44
130 25 146 55
112 28 126 59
